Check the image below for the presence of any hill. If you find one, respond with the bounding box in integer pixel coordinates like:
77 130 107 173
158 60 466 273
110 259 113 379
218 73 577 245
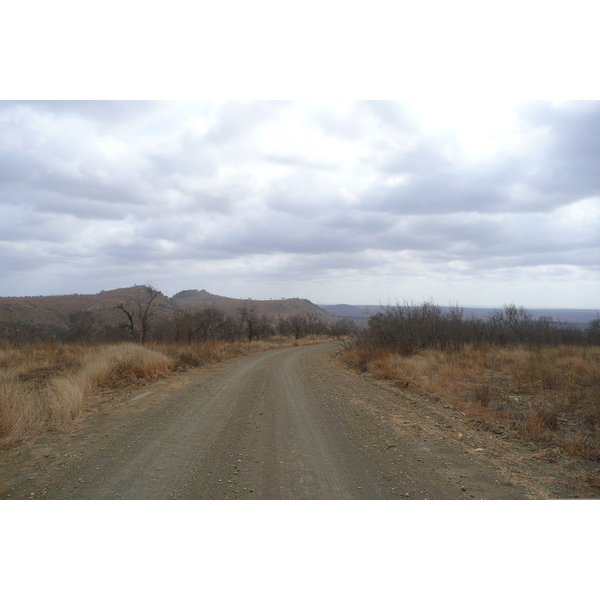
172 289 334 322
0 286 169 333
0 286 336 339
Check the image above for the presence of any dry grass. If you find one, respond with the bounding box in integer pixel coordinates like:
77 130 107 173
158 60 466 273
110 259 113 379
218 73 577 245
0 335 335 447
343 342 600 461
0 342 174 445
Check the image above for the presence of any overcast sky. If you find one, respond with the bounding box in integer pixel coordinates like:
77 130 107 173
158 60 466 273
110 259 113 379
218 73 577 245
1 99 599 307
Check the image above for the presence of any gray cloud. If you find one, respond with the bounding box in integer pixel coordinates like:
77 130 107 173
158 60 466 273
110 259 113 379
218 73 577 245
263 154 338 171
515 102 600 200
204 101 292 145
0 100 598 307
310 106 367 140
358 101 420 133
11 101 165 127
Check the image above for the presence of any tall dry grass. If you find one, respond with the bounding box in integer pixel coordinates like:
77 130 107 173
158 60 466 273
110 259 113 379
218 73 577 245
344 342 600 461
0 342 173 446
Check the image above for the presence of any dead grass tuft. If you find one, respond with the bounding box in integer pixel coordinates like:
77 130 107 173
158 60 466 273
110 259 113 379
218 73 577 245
0 342 174 446
0 372 46 444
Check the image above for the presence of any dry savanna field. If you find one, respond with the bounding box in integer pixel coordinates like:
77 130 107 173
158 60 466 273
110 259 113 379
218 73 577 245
3 335 600 470
343 342 600 463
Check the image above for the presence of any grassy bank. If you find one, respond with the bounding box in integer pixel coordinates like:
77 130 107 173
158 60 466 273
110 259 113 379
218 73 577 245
0 335 334 447
343 342 600 461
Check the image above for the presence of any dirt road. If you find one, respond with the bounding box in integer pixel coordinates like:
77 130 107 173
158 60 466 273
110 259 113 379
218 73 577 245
0 343 536 499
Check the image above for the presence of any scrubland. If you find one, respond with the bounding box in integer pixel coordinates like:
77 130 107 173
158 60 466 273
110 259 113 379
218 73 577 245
0 335 331 447
342 301 600 462
344 343 600 461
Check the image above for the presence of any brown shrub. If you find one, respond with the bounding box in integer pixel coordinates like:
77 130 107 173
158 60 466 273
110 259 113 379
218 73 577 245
473 383 493 407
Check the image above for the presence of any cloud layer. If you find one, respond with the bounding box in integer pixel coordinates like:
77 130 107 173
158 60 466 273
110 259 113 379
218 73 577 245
1 100 598 307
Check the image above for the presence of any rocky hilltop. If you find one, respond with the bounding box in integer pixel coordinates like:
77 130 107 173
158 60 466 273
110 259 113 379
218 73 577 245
171 289 334 322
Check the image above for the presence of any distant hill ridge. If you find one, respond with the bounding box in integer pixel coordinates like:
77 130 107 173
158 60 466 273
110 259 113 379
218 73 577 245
0 286 337 333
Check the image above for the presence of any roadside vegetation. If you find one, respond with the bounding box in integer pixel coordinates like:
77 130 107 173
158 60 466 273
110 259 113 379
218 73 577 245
0 342 172 446
343 302 600 462
0 289 356 447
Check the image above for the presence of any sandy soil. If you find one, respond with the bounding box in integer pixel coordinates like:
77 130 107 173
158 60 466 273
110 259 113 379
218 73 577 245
1 342 598 499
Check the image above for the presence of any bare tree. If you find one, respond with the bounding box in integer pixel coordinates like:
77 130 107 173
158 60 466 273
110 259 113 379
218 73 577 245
68 310 99 341
194 307 226 341
135 284 162 343
1 306 34 348
288 314 308 340
586 312 600 345
503 303 533 346
329 318 357 337
305 313 328 336
116 303 137 339
173 307 227 344
114 284 164 343
238 304 259 341
448 303 464 351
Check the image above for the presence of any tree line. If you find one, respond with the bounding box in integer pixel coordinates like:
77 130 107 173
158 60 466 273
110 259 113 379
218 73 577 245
358 301 600 355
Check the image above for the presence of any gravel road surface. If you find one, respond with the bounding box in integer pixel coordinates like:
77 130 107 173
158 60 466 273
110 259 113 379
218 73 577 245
0 343 527 499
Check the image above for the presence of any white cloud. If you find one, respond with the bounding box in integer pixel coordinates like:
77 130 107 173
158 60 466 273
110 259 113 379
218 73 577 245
0 100 598 308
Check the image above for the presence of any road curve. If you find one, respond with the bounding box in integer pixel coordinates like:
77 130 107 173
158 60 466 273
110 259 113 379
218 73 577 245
0 343 526 499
